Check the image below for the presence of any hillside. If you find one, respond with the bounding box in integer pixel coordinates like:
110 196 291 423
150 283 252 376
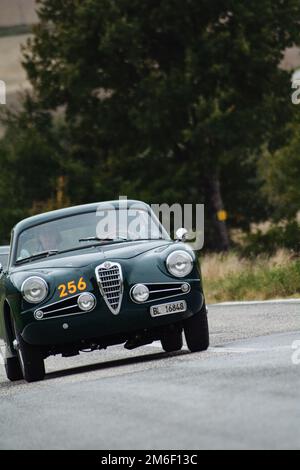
0 0 37 27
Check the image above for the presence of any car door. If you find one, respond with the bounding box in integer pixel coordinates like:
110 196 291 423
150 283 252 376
0 259 7 341
0 241 12 341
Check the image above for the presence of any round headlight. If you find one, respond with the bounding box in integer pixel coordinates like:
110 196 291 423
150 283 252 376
77 293 96 312
131 284 149 303
166 250 194 278
21 276 48 304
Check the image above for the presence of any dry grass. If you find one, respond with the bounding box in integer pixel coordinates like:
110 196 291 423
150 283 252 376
0 1 37 27
201 249 300 303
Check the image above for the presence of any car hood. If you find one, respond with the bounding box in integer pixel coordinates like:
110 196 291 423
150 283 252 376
11 239 172 272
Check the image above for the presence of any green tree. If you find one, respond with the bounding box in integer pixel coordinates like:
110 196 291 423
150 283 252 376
4 0 300 249
259 119 300 219
0 101 65 242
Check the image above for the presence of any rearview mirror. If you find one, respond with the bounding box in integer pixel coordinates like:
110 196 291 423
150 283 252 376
175 228 188 242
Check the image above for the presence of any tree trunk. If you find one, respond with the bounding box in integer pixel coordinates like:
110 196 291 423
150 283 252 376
204 172 230 251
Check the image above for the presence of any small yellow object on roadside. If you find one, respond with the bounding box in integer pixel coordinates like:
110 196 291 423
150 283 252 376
217 210 228 222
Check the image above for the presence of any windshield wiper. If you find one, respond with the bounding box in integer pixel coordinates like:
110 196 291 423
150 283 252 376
127 238 167 241
79 237 114 242
57 240 125 255
16 250 59 265
79 236 167 243
79 236 128 242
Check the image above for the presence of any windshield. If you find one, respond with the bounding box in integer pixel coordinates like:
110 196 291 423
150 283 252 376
15 207 170 264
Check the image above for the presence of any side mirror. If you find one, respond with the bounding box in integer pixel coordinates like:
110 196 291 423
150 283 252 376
175 227 188 242
0 263 3 274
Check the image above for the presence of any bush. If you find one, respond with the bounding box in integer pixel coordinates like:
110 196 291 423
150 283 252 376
241 221 300 257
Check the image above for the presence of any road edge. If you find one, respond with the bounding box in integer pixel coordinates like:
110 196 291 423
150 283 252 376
209 298 300 307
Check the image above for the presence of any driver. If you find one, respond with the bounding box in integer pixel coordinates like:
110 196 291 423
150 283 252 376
18 224 62 260
37 224 61 251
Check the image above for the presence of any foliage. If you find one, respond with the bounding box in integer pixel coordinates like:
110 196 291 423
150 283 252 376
240 220 300 257
0 101 65 242
259 119 300 219
1 0 300 247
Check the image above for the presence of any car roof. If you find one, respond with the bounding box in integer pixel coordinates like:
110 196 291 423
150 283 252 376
0 245 10 254
12 200 151 237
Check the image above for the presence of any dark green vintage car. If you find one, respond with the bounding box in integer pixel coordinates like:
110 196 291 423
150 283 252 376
0 200 209 382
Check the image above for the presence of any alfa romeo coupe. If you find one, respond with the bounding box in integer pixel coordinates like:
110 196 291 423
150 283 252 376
0 200 209 382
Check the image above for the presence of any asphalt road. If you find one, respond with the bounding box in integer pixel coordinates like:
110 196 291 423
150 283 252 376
0 301 299 450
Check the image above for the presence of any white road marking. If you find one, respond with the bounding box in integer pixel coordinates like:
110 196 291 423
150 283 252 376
144 341 163 348
144 343 294 354
144 341 191 351
210 345 292 353
210 298 300 307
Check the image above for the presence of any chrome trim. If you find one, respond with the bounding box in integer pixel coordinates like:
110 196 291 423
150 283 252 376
136 280 197 284
166 250 194 278
34 310 44 320
21 276 48 304
129 282 191 304
34 292 81 311
77 292 96 312
150 287 186 293
40 304 79 316
131 284 150 304
95 262 123 315
33 292 96 320
36 311 89 321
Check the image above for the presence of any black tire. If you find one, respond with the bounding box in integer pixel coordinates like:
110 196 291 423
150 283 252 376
4 356 23 381
184 302 209 352
12 319 45 383
161 326 183 352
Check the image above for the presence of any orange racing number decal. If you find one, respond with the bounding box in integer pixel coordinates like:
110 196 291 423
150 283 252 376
58 277 87 298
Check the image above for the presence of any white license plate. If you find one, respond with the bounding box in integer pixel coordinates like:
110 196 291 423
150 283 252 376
150 300 187 317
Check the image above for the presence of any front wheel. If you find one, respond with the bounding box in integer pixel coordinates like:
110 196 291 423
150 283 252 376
4 355 23 382
161 326 183 352
183 301 209 352
12 319 45 383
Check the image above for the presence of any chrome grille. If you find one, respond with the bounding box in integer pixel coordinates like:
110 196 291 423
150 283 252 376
95 262 123 314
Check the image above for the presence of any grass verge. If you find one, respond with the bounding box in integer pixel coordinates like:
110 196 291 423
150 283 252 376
201 249 300 303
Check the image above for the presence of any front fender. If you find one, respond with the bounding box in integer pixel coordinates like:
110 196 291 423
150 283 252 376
0 275 21 357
